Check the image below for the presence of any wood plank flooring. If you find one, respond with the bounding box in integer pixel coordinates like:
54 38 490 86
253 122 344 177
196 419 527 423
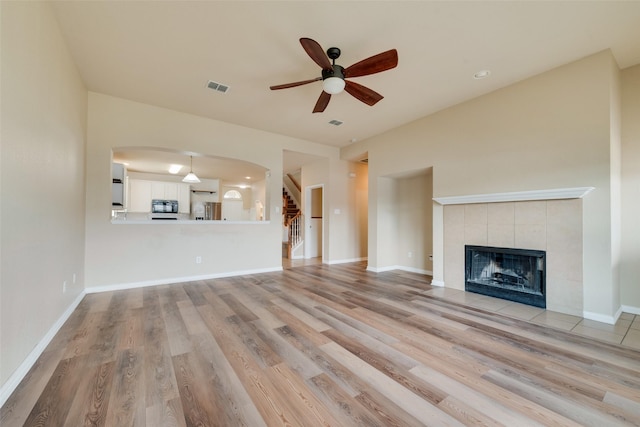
2 261 640 426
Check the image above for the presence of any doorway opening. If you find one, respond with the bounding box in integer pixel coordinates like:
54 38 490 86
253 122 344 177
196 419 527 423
305 185 323 261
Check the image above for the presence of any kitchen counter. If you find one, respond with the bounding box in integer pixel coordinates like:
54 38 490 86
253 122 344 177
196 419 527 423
111 212 270 225
111 219 271 225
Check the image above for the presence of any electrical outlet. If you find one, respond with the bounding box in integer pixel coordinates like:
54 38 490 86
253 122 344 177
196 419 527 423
196 256 202 264
73 273 76 284
408 251 413 258
63 281 67 293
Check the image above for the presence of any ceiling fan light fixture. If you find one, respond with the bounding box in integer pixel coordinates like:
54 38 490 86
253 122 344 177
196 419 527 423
182 156 201 183
322 77 345 95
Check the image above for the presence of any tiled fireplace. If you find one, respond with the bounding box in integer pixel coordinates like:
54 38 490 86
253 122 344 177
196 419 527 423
442 196 583 316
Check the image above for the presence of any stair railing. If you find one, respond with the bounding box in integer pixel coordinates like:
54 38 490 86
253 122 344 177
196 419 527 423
287 211 303 258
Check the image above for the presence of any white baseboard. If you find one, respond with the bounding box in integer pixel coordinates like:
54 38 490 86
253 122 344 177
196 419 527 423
583 306 623 325
365 264 432 276
621 305 640 315
366 265 392 273
398 266 433 275
0 291 86 408
85 266 283 294
325 257 367 265
430 280 445 287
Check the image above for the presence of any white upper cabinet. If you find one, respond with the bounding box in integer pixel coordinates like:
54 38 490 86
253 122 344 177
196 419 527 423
129 179 152 212
128 179 190 213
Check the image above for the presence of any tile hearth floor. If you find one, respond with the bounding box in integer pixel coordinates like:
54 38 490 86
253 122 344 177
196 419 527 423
424 287 640 350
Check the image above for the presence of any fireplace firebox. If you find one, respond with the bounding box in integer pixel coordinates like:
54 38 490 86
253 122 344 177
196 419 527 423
465 245 546 308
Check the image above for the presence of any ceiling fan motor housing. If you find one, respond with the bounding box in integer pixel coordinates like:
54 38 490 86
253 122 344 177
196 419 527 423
322 65 345 81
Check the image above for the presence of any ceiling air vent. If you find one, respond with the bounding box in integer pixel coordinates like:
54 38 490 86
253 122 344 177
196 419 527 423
206 80 230 93
328 119 343 126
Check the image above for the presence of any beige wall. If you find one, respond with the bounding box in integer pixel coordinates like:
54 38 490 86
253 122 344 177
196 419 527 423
397 171 433 273
1 2 87 386
85 93 342 289
326 158 368 263
298 157 368 263
371 169 433 272
621 64 640 308
344 51 628 320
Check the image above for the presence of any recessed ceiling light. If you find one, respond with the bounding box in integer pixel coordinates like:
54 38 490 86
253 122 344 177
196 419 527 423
473 70 491 79
168 164 182 174
245 176 251 180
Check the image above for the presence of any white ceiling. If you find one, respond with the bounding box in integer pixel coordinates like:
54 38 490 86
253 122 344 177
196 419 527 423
52 1 640 177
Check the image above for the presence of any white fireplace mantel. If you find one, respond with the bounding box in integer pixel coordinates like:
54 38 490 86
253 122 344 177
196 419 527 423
433 187 594 205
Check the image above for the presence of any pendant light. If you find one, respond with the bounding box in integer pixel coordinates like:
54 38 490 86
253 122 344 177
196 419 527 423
182 156 200 183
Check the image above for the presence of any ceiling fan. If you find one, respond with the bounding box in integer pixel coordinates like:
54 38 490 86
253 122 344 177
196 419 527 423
270 38 398 113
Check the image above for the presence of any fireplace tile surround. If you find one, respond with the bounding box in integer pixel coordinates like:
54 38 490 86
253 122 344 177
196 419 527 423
443 198 583 316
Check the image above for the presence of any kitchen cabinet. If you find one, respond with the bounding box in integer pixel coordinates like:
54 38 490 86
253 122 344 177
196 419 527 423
177 185 190 213
128 179 190 213
151 182 179 200
112 163 126 208
129 179 152 212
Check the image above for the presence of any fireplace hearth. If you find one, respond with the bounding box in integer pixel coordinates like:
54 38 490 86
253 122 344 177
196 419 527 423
465 245 546 308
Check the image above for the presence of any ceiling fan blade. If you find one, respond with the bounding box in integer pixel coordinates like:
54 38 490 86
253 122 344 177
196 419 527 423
313 91 331 113
300 38 332 70
270 77 322 90
343 49 398 78
344 80 384 106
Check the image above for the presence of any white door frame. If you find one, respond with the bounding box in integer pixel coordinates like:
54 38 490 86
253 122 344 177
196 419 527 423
304 184 324 260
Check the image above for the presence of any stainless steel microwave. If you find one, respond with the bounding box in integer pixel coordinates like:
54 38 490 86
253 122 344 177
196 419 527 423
151 199 178 213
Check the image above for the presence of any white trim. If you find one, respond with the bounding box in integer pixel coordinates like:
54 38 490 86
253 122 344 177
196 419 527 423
583 307 622 325
430 280 445 287
325 257 367 265
398 266 433 275
367 265 393 273
0 291 86 408
85 267 283 294
621 305 640 316
365 264 432 275
433 187 594 205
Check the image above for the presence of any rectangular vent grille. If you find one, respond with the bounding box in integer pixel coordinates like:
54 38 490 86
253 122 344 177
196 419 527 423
207 80 230 93
328 119 343 126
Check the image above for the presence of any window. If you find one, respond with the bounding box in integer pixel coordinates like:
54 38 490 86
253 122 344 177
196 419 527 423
223 190 242 200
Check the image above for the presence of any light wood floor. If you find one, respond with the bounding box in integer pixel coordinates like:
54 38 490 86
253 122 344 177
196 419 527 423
2 262 640 426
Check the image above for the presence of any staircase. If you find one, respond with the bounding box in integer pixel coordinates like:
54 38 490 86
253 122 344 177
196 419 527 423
283 188 299 224
283 188 302 258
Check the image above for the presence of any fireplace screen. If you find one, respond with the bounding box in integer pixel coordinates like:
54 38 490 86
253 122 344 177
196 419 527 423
465 245 546 308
